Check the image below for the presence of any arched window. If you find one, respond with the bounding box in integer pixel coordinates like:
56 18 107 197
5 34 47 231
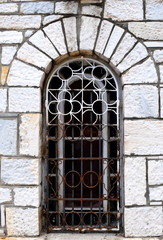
45 58 121 232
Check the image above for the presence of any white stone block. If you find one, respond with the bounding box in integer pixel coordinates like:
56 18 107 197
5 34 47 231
43 15 63 25
122 58 158 84
19 114 41 157
2 46 17 65
44 21 67 55
0 188 12 203
148 160 163 185
6 207 40 236
128 22 163 40
117 43 148 72
0 88 7 112
144 41 163 48
14 187 40 207
81 5 102 17
123 85 158 118
153 50 163 63
160 65 163 83
55 1 78 14
63 17 78 53
20 2 54 14
124 120 163 155
111 33 137 66
0 31 22 44
104 0 143 20
0 15 41 29
160 88 163 118
17 43 51 72
9 88 41 113
149 186 163 202
7 60 45 87
146 0 163 20
0 3 18 12
80 16 100 50
0 119 17 155
1 158 41 185
125 157 146 206
95 20 113 54
104 26 124 59
125 207 162 237
29 30 59 59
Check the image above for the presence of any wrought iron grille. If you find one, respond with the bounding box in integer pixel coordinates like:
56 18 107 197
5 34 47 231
45 58 121 232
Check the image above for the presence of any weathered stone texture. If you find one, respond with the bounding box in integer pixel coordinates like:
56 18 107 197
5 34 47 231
2 46 17 65
7 60 45 87
20 2 54 14
1 158 41 185
117 43 148 72
149 186 163 201
160 65 163 83
0 88 7 112
55 1 78 14
80 16 100 50
19 114 41 156
128 22 163 40
144 41 163 48
104 0 143 20
146 0 163 20
153 50 163 63
43 14 63 25
0 119 17 155
125 207 163 237
124 120 163 155
122 58 158 84
148 160 163 185
0 15 41 29
81 5 102 17
9 88 41 113
0 31 23 44
123 85 158 118
17 43 51 71
14 187 40 207
6 207 40 236
124 157 146 206
160 88 163 117
0 188 12 203
0 3 18 13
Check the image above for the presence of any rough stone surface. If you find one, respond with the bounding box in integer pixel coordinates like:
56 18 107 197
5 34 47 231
55 1 78 14
44 21 67 55
153 50 163 63
43 14 63 25
81 5 102 17
1 158 41 185
125 207 163 237
17 43 51 72
0 188 12 203
104 26 124 58
111 33 137 66
123 85 158 118
160 88 163 118
0 31 22 44
29 30 59 59
160 65 163 83
0 119 17 155
0 3 18 13
104 0 143 20
148 160 163 185
95 20 113 54
7 60 45 87
20 2 54 14
117 43 148 72
2 46 17 65
144 41 163 48
124 120 163 155
14 187 40 207
6 207 40 236
9 88 41 113
128 22 163 40
0 15 41 29
122 58 158 84
149 186 163 201
80 16 100 50
146 0 163 20
124 157 146 206
0 88 7 112
19 114 41 156
63 17 78 53
24 30 35 38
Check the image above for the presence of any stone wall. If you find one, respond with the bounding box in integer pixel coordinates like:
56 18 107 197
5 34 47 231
0 0 163 238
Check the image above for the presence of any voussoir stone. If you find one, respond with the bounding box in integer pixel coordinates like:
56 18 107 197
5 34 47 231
7 60 45 87
6 207 40 236
1 158 41 185
148 160 163 185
